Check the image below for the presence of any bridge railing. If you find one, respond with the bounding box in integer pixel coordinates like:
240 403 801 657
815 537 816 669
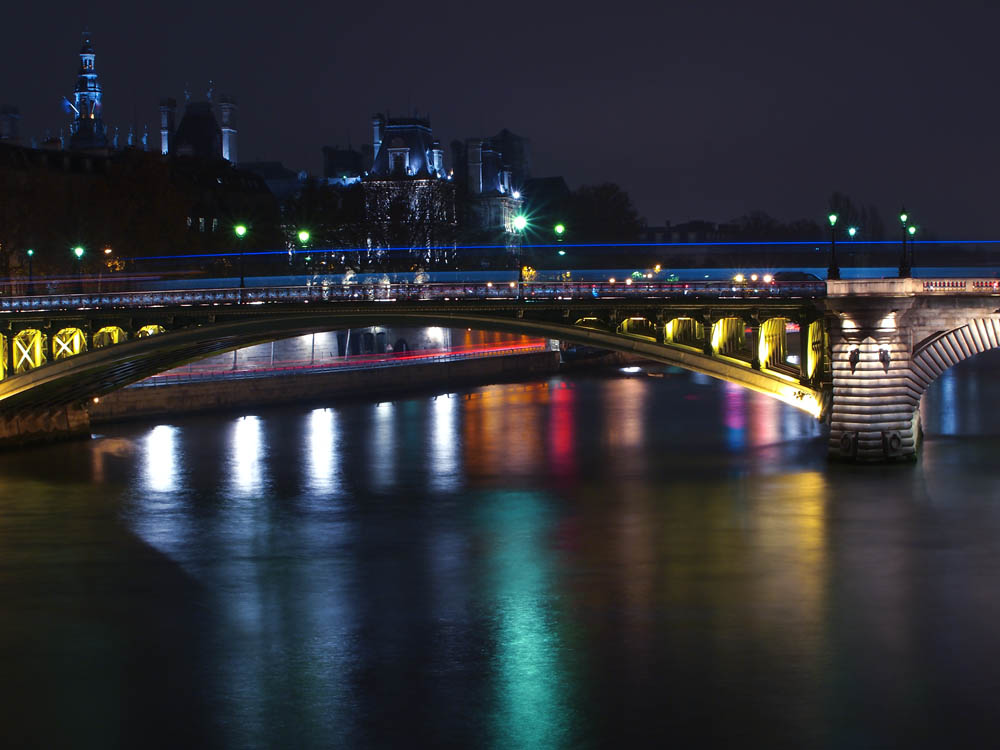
0 280 827 312
827 278 1000 296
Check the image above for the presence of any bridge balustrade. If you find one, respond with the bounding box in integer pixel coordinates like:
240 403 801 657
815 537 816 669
0 280 827 313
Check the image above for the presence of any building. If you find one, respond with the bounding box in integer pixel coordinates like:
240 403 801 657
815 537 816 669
362 113 457 261
159 86 238 166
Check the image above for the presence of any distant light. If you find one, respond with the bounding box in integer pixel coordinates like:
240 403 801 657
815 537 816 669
609 278 616 283
848 226 858 237
625 278 633 285
486 281 493 287
304 255 311 262
26 249 34 257
554 223 566 235
92 397 100 404
899 212 908 224
828 213 838 226
509 281 516 288
558 249 566 256
620 366 642 374
750 273 758 282
908 225 917 236
763 273 773 283
234 224 247 238
103 246 112 255
73 246 84 259
734 273 745 283
298 229 310 244
654 264 661 272
512 190 520 199
513 215 527 231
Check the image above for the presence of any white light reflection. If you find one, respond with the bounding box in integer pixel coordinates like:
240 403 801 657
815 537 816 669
307 408 341 493
145 424 178 493
371 402 396 490
429 394 460 492
231 416 265 495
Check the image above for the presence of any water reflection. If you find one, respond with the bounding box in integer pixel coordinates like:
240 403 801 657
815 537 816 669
9 360 1000 748
429 395 460 492
371 402 396 490
231 415 265 496
145 424 178 493
306 407 341 494
481 491 569 749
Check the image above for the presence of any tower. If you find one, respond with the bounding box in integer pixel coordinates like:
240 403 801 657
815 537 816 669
159 98 176 155
219 96 237 164
69 31 107 151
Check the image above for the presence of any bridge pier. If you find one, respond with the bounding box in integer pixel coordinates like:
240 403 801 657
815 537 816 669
826 279 1000 462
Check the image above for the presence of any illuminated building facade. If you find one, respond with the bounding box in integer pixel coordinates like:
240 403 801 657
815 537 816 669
362 114 457 259
68 32 108 152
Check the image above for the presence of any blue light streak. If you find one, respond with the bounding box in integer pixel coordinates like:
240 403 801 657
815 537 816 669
131 238 1000 262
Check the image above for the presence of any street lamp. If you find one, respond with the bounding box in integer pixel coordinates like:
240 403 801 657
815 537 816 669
898 208 910 278
513 215 527 232
848 226 857 239
908 224 917 273
234 224 248 299
73 245 85 293
26 249 34 295
827 213 840 280
554 223 566 237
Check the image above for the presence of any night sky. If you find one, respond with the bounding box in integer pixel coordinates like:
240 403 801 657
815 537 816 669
2 1 995 237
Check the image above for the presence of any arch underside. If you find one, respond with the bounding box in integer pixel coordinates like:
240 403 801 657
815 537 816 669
910 318 1000 396
0 310 825 417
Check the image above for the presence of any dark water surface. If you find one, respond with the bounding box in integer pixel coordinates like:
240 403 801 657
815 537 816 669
3 354 1000 748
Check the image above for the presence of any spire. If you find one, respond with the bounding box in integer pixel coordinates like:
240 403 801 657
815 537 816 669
69 29 107 150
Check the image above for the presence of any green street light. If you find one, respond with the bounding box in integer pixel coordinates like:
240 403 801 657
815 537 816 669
899 212 908 224
848 226 858 238
513 215 528 231
827 213 840 280
908 225 917 236
234 224 247 238
554 223 566 235
26 248 34 257
73 246 84 259
558 249 566 256
297 229 310 244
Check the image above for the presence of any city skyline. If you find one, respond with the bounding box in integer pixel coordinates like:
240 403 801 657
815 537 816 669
0 0 994 236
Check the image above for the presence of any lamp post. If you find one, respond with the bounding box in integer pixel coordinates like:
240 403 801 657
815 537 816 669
907 224 917 273
827 213 840 280
898 208 910 278
296 229 310 272
26 249 34 295
234 224 247 301
73 245 85 293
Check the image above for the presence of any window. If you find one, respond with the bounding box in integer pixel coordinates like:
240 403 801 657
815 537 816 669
198 217 205 232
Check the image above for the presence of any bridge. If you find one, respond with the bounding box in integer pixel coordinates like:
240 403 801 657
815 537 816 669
0 276 997 461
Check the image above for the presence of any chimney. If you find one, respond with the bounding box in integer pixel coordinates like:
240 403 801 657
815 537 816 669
219 95 238 165
159 98 176 155
372 113 384 159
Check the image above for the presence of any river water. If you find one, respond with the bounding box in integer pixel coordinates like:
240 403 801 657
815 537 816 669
2 353 1000 748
